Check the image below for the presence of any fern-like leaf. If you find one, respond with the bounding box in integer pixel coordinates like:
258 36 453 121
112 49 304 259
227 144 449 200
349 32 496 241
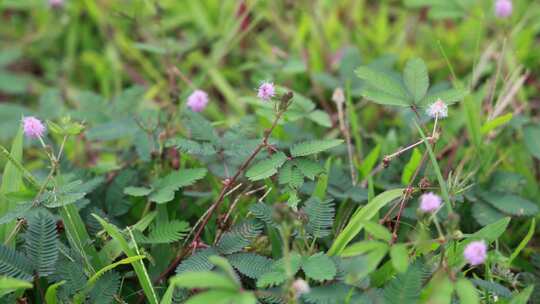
257 253 302 288
88 271 120 304
227 253 273 279
295 158 323 180
303 197 335 238
290 139 343 157
246 152 288 181
24 210 59 277
149 168 207 204
249 202 276 227
216 220 263 254
176 248 218 274
383 262 426 304
166 137 216 156
301 283 355 304
137 220 189 244
0 245 33 281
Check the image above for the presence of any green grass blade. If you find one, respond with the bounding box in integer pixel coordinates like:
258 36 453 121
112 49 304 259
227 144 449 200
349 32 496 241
93 214 159 304
328 188 403 256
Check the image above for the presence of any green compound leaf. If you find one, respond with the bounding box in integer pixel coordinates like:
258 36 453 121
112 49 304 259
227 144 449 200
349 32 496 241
246 152 287 181
479 192 539 216
290 139 343 157
301 253 337 282
403 57 429 103
227 253 273 279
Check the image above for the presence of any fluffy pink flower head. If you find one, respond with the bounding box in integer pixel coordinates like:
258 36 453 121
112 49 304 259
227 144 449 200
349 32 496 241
186 90 209 112
22 116 46 139
49 0 64 8
257 82 275 101
495 0 512 18
419 192 442 213
464 240 488 266
426 98 448 119
292 279 310 298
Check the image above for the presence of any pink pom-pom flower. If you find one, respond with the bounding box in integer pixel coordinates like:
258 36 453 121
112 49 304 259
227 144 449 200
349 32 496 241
464 240 488 266
426 99 448 119
48 0 64 8
22 116 46 139
186 90 209 112
494 0 512 18
292 279 310 298
419 192 442 213
257 82 275 101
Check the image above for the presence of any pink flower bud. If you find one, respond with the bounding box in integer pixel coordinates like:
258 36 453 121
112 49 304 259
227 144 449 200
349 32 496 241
186 90 209 112
257 82 275 101
464 240 487 266
22 116 46 139
494 0 512 18
419 192 442 213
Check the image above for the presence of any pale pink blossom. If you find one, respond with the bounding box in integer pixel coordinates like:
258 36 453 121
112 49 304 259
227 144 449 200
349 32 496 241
292 279 310 298
186 90 209 112
22 116 46 139
495 0 512 18
49 0 64 8
426 98 448 118
419 192 442 213
464 240 487 266
257 82 275 101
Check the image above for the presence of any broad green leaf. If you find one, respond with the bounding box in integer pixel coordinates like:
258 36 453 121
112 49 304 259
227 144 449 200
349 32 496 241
124 186 153 197
468 217 510 242
345 246 388 283
308 110 332 128
356 66 409 101
291 139 343 157
0 276 33 297
523 123 540 159
184 290 242 304
455 279 479 304
423 272 453 304
390 244 409 273
481 113 513 135
341 240 388 257
328 188 403 256
479 192 539 216
403 58 429 103
44 280 65 304
401 148 422 185
301 253 337 281
362 220 393 242
170 271 238 290
361 88 409 106
359 144 380 178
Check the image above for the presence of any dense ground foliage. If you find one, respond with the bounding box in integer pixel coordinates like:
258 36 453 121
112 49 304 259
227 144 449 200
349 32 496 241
1 0 540 303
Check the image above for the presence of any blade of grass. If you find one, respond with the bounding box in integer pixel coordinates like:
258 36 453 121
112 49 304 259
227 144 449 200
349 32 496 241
94 214 159 304
328 188 404 256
